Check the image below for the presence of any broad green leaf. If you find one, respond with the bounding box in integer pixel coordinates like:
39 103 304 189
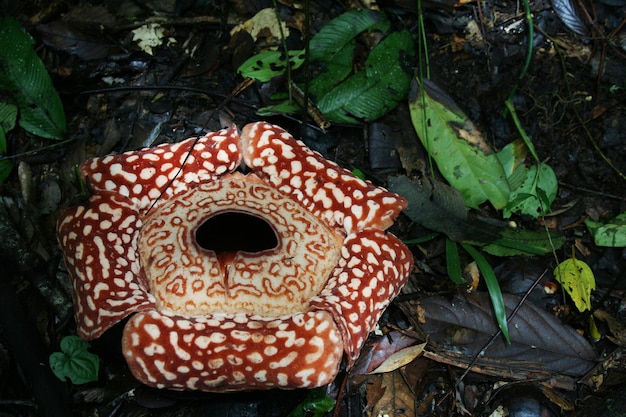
309 42 354 98
483 227 565 256
238 49 305 82
309 10 389 62
495 140 528 192
0 17 66 140
495 140 527 179
503 162 557 218
317 30 414 123
461 243 510 342
288 388 335 417
308 10 391 108
409 79 510 209
585 212 626 247
49 335 99 385
554 258 596 312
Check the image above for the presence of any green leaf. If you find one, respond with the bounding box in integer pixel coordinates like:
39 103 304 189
49 335 99 385
503 163 557 218
287 388 335 417
351 168 366 180
0 17 66 140
257 100 301 117
309 42 354 98
0 102 18 133
446 239 465 285
461 243 510 343
309 10 389 62
0 127 13 183
409 79 510 209
0 103 16 182
316 30 414 123
585 212 626 247
238 49 305 82
483 227 565 256
554 258 596 312
495 140 527 180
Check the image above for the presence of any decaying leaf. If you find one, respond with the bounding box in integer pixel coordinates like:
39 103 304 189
554 258 596 312
130 23 175 56
37 21 121 60
230 8 289 43
594 310 626 346
368 343 426 374
387 175 504 243
551 0 588 36
418 292 596 377
367 372 415 417
352 331 420 375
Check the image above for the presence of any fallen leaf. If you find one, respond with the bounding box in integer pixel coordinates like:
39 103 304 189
387 175 504 243
418 292 596 377
594 310 626 346
230 8 289 43
37 21 121 60
368 371 415 417
368 343 426 374
352 331 418 375
131 23 175 55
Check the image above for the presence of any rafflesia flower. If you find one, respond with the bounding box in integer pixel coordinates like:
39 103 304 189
57 122 413 391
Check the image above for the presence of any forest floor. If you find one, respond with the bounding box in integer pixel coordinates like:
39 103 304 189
1 0 625 416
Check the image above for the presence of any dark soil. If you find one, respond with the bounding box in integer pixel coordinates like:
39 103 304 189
0 0 625 416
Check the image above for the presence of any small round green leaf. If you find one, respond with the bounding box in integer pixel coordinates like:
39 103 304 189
49 336 99 385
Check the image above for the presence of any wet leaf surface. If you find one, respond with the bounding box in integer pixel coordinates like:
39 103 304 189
417 292 597 376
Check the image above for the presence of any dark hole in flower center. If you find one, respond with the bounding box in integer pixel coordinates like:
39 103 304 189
195 211 278 253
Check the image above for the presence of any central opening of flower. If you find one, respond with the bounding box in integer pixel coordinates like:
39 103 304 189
139 175 343 317
195 211 278 253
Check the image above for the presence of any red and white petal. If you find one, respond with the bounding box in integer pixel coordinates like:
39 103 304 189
121 309 344 391
310 229 413 363
57 193 156 340
82 126 241 213
240 122 407 235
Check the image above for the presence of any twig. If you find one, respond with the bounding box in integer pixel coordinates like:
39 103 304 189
436 269 549 407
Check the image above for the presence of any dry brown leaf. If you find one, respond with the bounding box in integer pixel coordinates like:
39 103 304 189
419 293 596 376
369 371 415 417
368 343 426 374
594 310 626 346
229 8 288 44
